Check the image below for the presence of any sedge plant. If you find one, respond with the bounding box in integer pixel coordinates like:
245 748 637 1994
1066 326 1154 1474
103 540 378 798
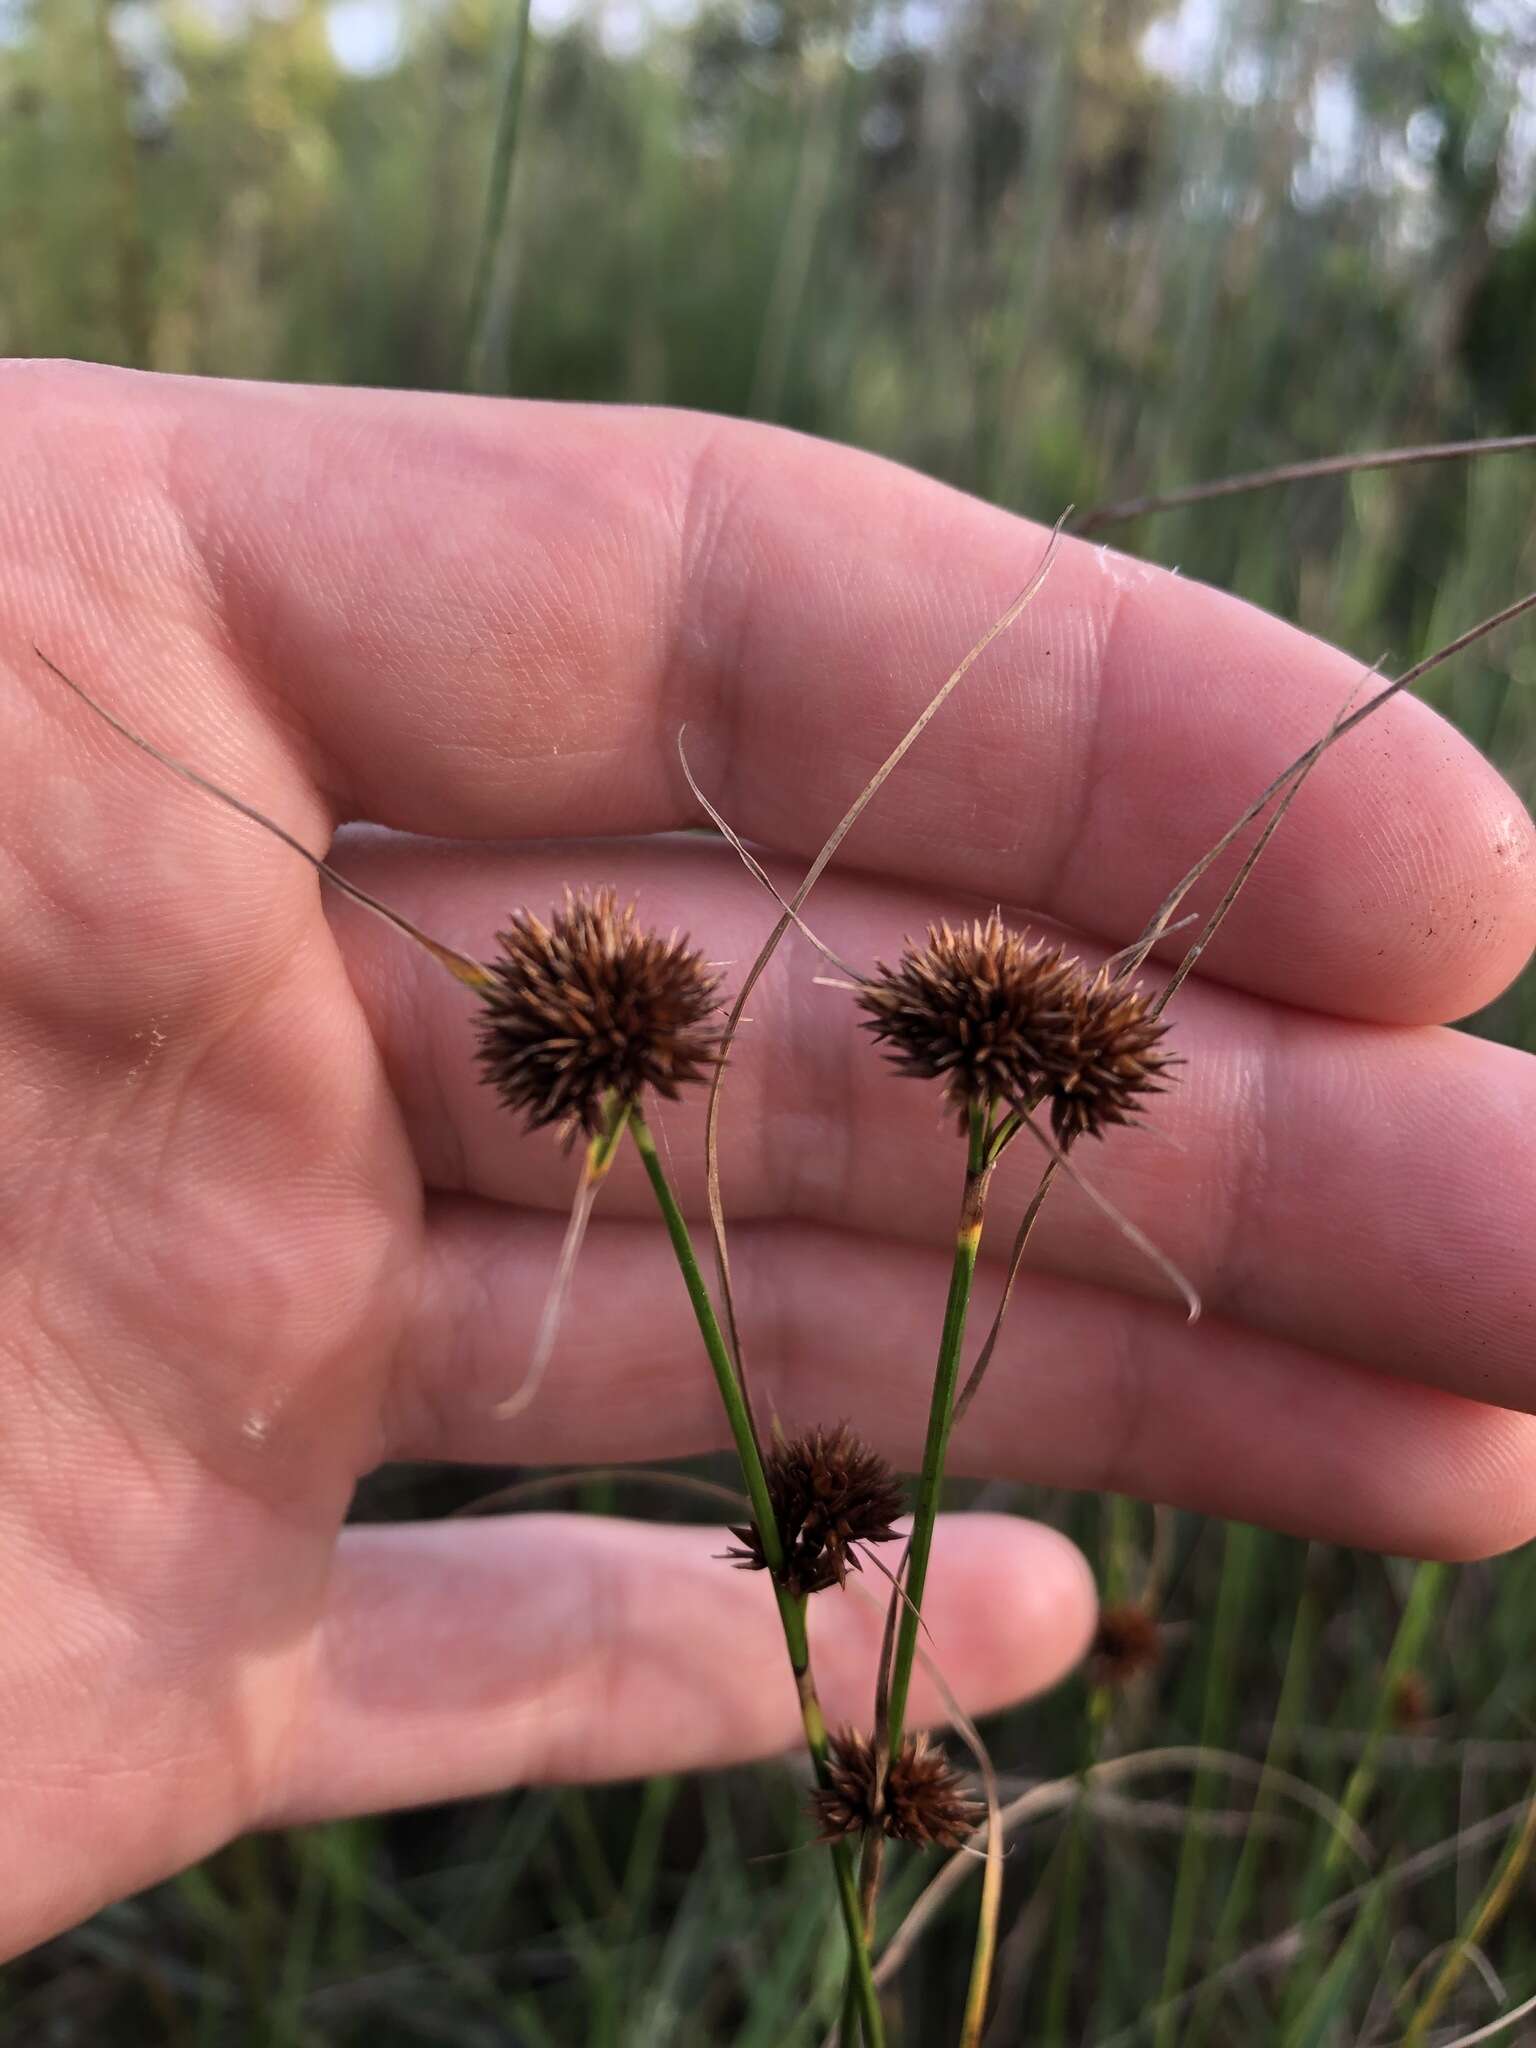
28 419 1536 2045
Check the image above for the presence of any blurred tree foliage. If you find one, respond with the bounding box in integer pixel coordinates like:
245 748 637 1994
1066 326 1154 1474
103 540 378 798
5 2 1535 472
4 0 1532 926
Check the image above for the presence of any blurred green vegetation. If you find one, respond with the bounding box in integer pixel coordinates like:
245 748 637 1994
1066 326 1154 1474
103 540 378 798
3 0 1536 2041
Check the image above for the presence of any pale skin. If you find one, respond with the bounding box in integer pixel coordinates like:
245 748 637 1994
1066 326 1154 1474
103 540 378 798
2 360 1533 1962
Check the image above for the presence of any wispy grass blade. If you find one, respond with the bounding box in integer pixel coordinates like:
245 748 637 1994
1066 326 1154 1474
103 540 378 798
1153 1523 1261 2048
1185 1550 1324 2048
698 527 1064 1377
1400 1779 1536 2044
464 0 535 393
33 649 492 988
866 1744 1371 2012
1077 434 1536 535
494 1098 630 1418
448 1467 750 1520
92 0 153 368
1117 589 1536 975
1279 1559 1450 2031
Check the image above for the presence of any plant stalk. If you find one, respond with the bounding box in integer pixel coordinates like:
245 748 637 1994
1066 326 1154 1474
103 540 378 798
464 0 534 393
627 1109 885 2046
1401 1776 1536 2045
93 0 153 368
885 1097 996 1759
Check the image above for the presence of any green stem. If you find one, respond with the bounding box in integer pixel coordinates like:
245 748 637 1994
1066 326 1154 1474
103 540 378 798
1401 1775 1536 2044
886 1098 995 1760
464 0 534 393
1185 1549 1321 2048
1326 1561 1448 1878
1155 1522 1259 2048
629 1110 776 1555
627 1109 884 2046
93 0 153 368
838 1833 886 2047
1278 1559 1450 2034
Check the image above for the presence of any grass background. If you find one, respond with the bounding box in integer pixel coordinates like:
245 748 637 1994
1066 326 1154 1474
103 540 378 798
3 0 1536 2040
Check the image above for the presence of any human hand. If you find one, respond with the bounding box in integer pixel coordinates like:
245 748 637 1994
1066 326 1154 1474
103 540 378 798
2 362 1531 1958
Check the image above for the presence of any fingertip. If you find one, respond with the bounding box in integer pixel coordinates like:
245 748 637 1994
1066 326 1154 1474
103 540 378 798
941 1511 1100 1698
830 1512 1098 1729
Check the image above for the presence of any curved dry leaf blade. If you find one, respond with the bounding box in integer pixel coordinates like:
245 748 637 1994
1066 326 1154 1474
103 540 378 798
1092 1799 1531 2048
1077 432 1536 535
863 1744 1374 2016
1148 675 1368 1018
1103 914 1197 977
677 731 857 978
1437 1986 1536 2048
33 647 490 988
699 521 1067 1377
1015 1113 1201 1323
952 1155 1060 1426
493 1108 629 1419
448 1466 750 1519
1120 589 1536 978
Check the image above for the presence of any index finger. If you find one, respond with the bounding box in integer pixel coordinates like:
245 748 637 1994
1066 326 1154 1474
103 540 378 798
7 360 1531 1023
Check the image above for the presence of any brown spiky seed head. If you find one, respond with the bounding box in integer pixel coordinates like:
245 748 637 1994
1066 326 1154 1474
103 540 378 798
1043 965 1176 1145
1089 1602 1162 1687
856 916 1176 1141
475 888 722 1137
813 1728 983 1851
724 1424 905 1597
1390 1669 1431 1730
855 915 1087 1123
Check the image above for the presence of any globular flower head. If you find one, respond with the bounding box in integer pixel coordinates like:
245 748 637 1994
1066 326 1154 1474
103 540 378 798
725 1424 905 1597
475 888 722 1138
1089 1602 1162 1688
856 915 1175 1143
1042 966 1175 1146
855 915 1085 1125
813 1728 982 1851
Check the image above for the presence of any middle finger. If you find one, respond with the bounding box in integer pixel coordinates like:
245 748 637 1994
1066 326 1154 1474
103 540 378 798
332 830 1536 1415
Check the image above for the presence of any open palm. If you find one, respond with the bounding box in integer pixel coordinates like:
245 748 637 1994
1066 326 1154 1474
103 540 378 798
2 360 1531 1958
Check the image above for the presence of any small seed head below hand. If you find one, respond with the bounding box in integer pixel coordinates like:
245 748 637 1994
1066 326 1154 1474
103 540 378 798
1390 1669 1432 1729
1089 1602 1163 1688
813 1728 983 1851
474 888 722 1138
856 916 1175 1140
724 1424 905 1597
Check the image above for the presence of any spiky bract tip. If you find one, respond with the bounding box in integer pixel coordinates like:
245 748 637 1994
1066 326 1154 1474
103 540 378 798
475 888 721 1137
